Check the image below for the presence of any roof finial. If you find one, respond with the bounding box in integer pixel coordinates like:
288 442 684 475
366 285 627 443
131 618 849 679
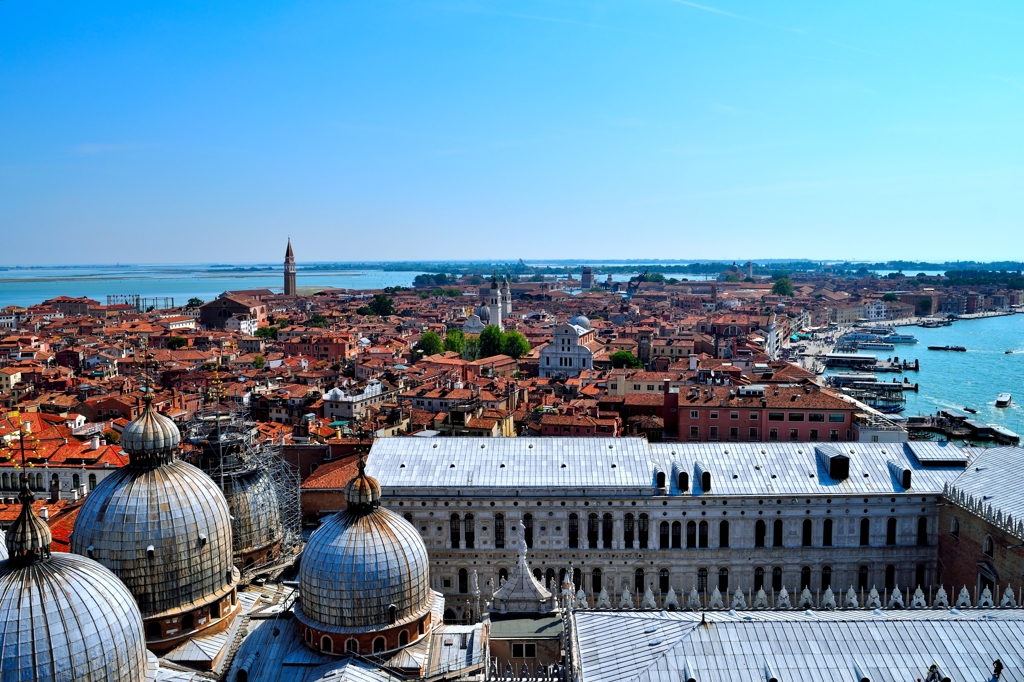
5 412 52 565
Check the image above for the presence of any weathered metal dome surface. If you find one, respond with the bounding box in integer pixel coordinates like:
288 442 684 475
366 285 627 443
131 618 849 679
120 401 181 466
570 315 591 330
70 459 237 618
297 467 432 631
224 468 285 558
0 551 150 682
474 305 491 322
0 536 7 561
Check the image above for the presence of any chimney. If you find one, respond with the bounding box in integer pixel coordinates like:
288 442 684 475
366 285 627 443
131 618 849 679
40 507 49 520
90 435 100 450
689 354 698 371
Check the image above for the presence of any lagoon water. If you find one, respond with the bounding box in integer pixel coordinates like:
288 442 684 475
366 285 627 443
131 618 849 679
0 265 428 308
850 315 1024 430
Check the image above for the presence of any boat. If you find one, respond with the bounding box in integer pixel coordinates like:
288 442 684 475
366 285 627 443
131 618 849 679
858 341 896 351
887 334 918 344
1007 350 1016 354
927 345 967 352
996 393 1013 408
964 407 978 414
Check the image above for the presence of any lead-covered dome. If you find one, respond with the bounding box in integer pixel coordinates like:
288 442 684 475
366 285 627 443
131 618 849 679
223 468 285 566
120 400 180 466
474 305 491 322
570 315 591 330
297 459 432 633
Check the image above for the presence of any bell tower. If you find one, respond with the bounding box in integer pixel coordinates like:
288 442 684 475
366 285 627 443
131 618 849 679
284 238 297 296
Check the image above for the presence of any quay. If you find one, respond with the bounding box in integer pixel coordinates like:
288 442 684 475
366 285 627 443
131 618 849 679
906 409 1021 446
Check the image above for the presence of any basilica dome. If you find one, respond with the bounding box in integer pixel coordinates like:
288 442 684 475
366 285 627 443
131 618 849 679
570 315 591 330
474 305 491 323
297 459 433 644
2 479 151 682
223 467 285 569
70 399 239 648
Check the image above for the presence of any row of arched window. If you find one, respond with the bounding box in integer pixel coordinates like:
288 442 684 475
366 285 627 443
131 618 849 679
0 472 97 491
305 629 408 654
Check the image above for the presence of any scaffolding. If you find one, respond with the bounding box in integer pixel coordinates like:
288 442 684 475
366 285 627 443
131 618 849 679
106 294 177 311
182 401 302 582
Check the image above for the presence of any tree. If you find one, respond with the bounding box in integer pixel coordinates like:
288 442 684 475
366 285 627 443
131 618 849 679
918 298 933 315
502 331 530 359
882 293 899 302
646 272 667 283
368 294 395 317
415 331 444 356
479 325 505 358
186 297 204 308
356 306 374 316
252 354 266 370
463 335 480 361
276 316 290 328
610 350 643 369
255 326 277 340
307 314 328 328
167 336 187 350
725 273 741 282
771 277 795 297
102 429 120 445
444 329 465 355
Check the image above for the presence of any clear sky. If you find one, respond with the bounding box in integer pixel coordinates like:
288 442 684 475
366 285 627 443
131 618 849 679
1 1 1022 265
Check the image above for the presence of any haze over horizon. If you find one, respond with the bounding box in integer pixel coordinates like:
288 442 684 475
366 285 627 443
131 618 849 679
2 1 1022 265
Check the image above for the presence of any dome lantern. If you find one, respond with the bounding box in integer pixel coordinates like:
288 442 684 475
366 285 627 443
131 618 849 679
344 455 381 511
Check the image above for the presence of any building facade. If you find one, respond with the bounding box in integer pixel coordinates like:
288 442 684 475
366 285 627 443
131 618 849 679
539 318 602 379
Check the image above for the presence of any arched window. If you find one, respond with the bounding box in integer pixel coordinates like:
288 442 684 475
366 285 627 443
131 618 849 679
916 517 928 546
34 473 43 490
718 568 729 593
321 636 333 653
698 521 708 548
399 630 409 647
592 568 602 593
772 519 784 547
638 514 649 549
146 622 161 640
822 519 833 547
701 471 711 492
182 613 195 631
659 569 670 594
464 514 475 549
443 609 457 624
915 563 926 589
678 472 689 491
634 568 645 594
388 605 397 624
754 567 765 591
498 568 509 584
821 566 832 590
587 513 599 549
885 564 896 590
72 474 80 489
886 518 897 546
800 566 811 590
984 535 995 557
659 521 670 549
719 520 729 548
656 471 666 488
346 638 359 653
494 513 505 549
686 521 697 548
305 629 312 644
545 568 556 590
671 521 682 549
211 601 221 619
449 514 460 549
697 568 708 593
373 637 386 654
860 518 870 546
755 520 766 548
950 516 960 538
624 514 635 548
50 473 59 489
533 568 542 582
568 514 579 548
404 513 413 524
523 514 534 548
458 568 468 594
771 567 782 592
858 565 869 590
602 513 613 549
802 519 813 547
88 473 96 490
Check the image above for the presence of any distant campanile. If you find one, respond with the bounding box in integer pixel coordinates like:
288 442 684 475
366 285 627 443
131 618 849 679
284 238 297 296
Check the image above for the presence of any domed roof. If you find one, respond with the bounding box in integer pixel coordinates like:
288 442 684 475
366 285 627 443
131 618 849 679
71 459 237 619
0 535 7 561
223 468 285 559
297 460 433 632
120 399 180 466
1 475 151 682
570 315 592 330
474 305 491 322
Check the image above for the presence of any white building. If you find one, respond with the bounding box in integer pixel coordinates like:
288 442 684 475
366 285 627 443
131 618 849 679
464 277 512 334
225 315 258 336
539 317 602 379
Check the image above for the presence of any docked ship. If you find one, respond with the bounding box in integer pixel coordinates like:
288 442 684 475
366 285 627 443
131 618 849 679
996 393 1013 408
858 341 896 351
887 333 918 344
927 345 967 352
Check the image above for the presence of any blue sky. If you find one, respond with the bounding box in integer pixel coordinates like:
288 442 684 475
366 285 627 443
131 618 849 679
1 1 1022 264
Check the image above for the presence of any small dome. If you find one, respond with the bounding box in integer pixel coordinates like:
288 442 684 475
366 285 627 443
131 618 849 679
0 553 151 682
297 462 432 633
474 305 491 322
6 488 52 563
120 400 180 466
71 459 237 619
223 468 285 563
0 537 7 561
570 315 592 330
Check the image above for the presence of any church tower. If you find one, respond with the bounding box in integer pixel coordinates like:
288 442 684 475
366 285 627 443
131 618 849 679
284 238 297 296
